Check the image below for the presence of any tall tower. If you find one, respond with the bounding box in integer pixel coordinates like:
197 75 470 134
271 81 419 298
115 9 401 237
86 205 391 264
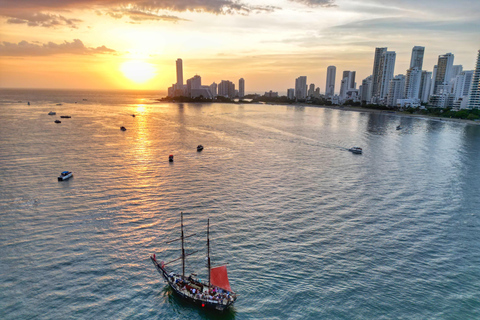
386 74 405 107
295 76 307 100
176 58 183 87
467 50 480 109
410 46 425 70
239 78 245 98
326 66 336 97
433 53 454 94
371 47 387 100
379 51 396 100
404 67 422 99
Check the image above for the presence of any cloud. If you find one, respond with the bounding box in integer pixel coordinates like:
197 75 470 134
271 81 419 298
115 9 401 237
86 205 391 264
0 0 278 28
5 12 82 28
106 9 190 22
289 0 336 7
0 39 116 56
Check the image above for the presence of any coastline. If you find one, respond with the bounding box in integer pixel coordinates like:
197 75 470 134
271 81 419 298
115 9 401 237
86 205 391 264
156 98 480 126
314 104 480 126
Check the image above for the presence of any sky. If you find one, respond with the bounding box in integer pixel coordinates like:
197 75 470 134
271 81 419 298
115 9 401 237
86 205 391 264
1 0 479 94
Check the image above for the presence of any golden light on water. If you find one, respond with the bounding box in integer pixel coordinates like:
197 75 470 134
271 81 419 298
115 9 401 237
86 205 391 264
120 60 156 83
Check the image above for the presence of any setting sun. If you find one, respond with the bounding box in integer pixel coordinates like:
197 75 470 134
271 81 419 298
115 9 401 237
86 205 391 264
120 60 156 83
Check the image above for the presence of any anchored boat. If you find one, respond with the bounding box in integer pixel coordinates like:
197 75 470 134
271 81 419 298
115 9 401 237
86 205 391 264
150 213 237 311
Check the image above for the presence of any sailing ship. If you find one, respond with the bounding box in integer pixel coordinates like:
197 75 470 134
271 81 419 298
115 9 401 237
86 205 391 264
150 213 237 311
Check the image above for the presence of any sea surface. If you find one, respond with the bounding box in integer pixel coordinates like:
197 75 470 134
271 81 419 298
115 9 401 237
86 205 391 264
1 89 479 319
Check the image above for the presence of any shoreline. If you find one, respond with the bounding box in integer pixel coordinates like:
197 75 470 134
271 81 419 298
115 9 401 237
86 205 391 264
157 98 480 126
313 104 480 126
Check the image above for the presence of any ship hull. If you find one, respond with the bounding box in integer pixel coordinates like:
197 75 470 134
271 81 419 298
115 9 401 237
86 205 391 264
150 257 234 311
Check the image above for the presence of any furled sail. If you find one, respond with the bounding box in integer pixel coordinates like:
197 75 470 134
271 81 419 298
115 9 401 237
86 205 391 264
210 265 232 292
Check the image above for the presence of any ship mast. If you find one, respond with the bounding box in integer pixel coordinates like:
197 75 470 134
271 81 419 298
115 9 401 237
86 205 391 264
181 212 185 277
207 218 211 287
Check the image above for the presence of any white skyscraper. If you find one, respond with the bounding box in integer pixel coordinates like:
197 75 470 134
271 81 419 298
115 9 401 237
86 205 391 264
386 74 405 107
410 46 425 70
451 65 463 80
405 67 422 99
360 75 373 103
379 51 397 100
326 66 336 97
295 76 307 100
453 71 474 100
239 78 245 98
419 71 432 103
467 50 480 109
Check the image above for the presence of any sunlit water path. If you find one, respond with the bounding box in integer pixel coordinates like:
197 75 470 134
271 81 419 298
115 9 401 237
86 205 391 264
1 89 479 319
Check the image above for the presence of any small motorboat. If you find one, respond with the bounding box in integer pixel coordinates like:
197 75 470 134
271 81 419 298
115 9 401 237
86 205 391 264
56 103 63 106
60 115 71 118
27 102 30 105
131 114 135 117
58 171 73 181
54 120 61 123
197 145 204 152
120 126 127 131
169 155 174 162
48 111 56 115
396 125 403 130
348 147 362 154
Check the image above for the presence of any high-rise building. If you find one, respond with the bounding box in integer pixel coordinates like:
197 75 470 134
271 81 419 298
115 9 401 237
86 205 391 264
218 80 235 98
239 78 245 98
433 53 454 94
453 71 474 100
186 75 201 97
209 82 217 97
308 84 315 97
176 58 183 87
419 71 432 103
342 71 356 90
371 47 387 100
386 74 405 107
287 88 295 100
410 46 425 70
451 65 463 80
404 67 422 99
295 76 307 100
360 75 373 103
467 50 480 109
379 51 396 100
326 66 336 97
339 78 348 100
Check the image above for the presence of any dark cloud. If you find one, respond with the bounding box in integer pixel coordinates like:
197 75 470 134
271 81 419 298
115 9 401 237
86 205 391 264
289 0 336 7
0 0 278 28
0 39 116 56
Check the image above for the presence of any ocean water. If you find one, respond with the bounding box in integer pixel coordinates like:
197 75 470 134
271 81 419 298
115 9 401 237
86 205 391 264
1 89 479 319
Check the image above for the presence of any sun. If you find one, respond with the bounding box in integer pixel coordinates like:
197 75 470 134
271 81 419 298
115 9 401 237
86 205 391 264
120 60 156 83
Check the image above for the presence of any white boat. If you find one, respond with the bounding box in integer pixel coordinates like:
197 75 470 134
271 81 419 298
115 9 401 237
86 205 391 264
348 147 363 154
58 171 73 181
396 125 403 130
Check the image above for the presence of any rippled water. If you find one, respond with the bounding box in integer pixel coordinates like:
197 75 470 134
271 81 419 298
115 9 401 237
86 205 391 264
1 89 479 319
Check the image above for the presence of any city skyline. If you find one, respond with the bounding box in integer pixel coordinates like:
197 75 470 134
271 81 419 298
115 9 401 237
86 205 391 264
1 0 480 92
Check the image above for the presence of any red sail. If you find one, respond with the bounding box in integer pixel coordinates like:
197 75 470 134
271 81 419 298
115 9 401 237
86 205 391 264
210 265 232 292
